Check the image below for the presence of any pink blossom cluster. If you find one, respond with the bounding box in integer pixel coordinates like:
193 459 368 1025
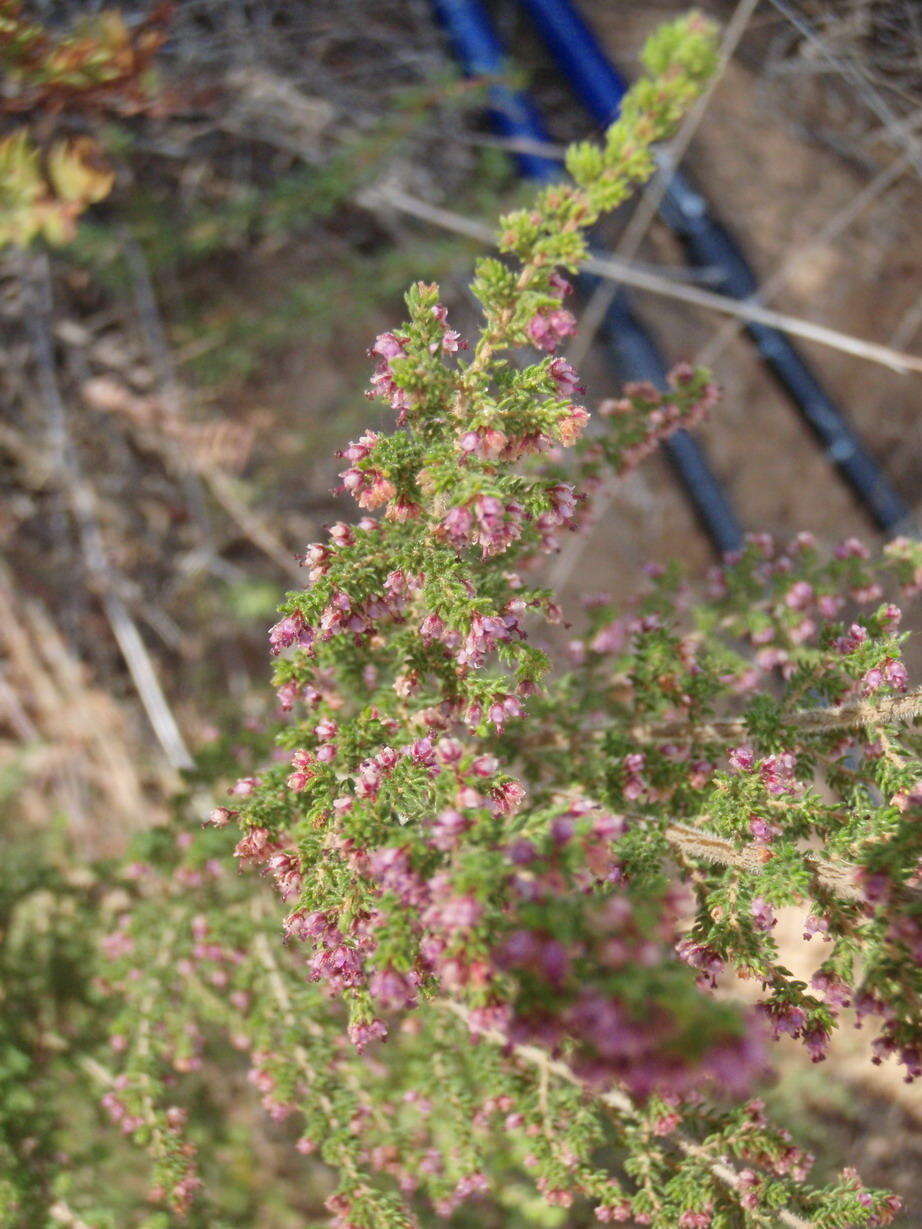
102 1082 202 1213
231 765 765 1100
754 1001 830 1063
337 430 398 511
597 365 719 474
439 482 579 559
268 555 427 668
247 1049 299 1121
525 273 577 351
366 301 467 424
861 657 908 695
487 812 765 1100
367 331 412 418
456 401 589 467
440 495 528 557
728 745 799 796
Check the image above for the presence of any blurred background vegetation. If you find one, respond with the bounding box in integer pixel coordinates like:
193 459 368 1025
1 1 920 1224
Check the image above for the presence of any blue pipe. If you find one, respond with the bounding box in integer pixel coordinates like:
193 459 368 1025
430 0 744 555
517 0 907 533
431 0 559 179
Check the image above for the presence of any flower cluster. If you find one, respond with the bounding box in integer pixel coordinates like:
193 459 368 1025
92 820 905 1227
23 13 915 1229
592 365 720 475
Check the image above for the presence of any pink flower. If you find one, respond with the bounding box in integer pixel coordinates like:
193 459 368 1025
339 429 380 463
750 897 776 931
356 471 397 511
233 827 278 864
802 914 829 941
206 807 235 828
835 536 870 560
431 808 469 851
556 404 590 445
728 745 754 772
347 1017 388 1052
268 612 306 655
756 1001 806 1039
760 752 797 796
594 1203 632 1223
284 909 335 942
884 658 908 692
507 838 537 865
548 272 573 298
527 308 576 352
679 1211 712 1228
276 680 300 711
814 593 840 619
490 779 526 816
548 356 584 394
369 967 417 1011
370 332 405 360
471 754 498 777
430 894 482 932
785 580 813 610
101 929 134 959
287 768 313 792
803 1026 830 1063
230 775 260 796
676 938 723 988
458 428 507 459
811 970 850 1009
436 737 463 765
328 521 353 547
862 666 884 694
441 505 472 544
312 943 364 989
267 851 303 901
749 815 778 844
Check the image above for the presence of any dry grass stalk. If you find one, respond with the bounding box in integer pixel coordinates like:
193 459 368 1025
0 565 170 854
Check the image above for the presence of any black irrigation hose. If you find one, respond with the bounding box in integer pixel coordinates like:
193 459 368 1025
517 0 909 534
430 0 744 555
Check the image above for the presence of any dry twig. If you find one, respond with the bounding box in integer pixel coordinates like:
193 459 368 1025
633 687 922 744
21 256 194 772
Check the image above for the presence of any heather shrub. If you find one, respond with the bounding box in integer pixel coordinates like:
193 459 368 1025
6 13 920 1229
